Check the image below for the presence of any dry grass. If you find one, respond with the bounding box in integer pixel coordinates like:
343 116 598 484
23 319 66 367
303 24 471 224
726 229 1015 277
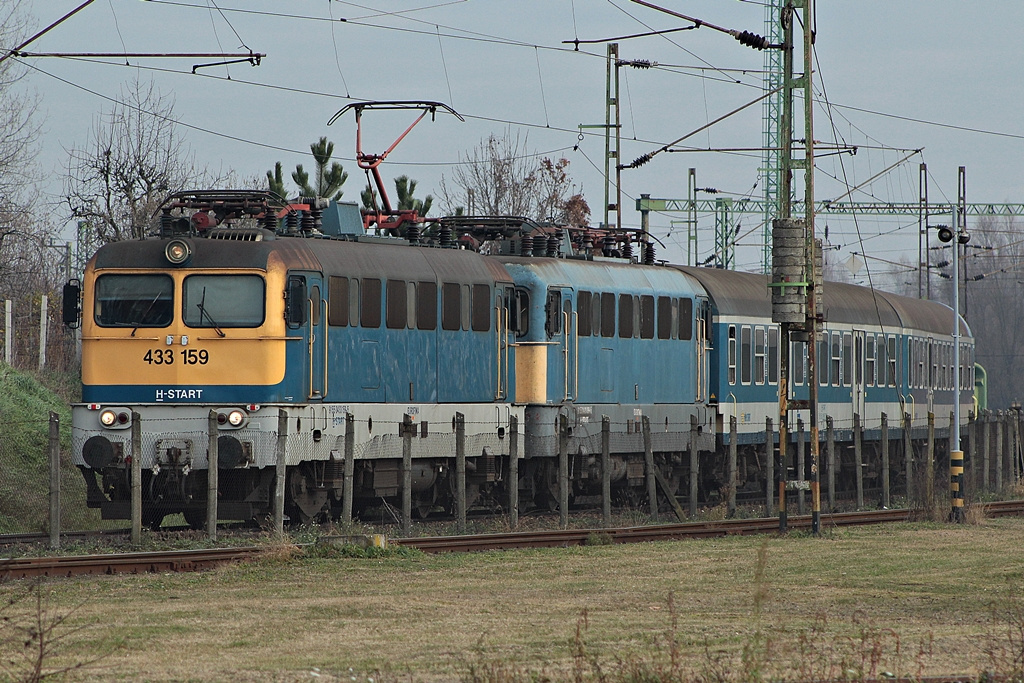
5 517 1024 681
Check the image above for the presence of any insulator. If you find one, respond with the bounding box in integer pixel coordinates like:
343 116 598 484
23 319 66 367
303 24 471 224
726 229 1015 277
407 224 421 245
302 210 315 234
734 30 770 50
621 239 633 260
263 211 278 232
626 153 652 169
286 211 299 233
643 241 655 265
629 59 652 69
546 234 560 257
439 224 454 248
520 235 533 257
311 205 323 233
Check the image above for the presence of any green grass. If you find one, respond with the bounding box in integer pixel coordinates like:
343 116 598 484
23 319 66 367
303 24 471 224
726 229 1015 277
5 518 1024 681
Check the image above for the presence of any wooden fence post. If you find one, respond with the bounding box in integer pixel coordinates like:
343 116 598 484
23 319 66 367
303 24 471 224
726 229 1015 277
797 417 805 515
207 410 219 541
728 416 738 518
454 412 465 534
274 410 288 537
131 411 142 545
342 413 354 525
765 417 774 517
854 413 864 509
643 416 658 522
403 413 414 534
509 414 519 529
881 413 890 509
601 416 611 527
559 413 569 529
826 415 835 510
48 412 60 550
904 412 914 502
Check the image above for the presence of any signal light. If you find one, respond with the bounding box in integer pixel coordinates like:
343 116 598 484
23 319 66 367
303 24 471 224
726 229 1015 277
165 238 193 266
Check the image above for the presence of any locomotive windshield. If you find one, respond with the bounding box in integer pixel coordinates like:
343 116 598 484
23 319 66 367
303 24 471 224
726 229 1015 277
182 274 265 328
94 274 173 327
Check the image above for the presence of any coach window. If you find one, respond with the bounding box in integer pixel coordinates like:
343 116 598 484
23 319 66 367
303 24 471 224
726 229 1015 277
386 280 407 329
578 291 592 336
640 295 655 339
841 333 852 387
875 335 886 387
727 325 737 385
472 284 490 332
929 340 937 388
96 274 174 327
657 296 672 339
754 327 766 385
740 326 752 384
887 336 897 387
328 276 348 326
768 327 779 384
441 283 460 331
866 334 876 387
416 282 437 330
792 340 805 385
818 336 829 386
601 293 615 337
679 297 693 341
182 274 265 328
361 278 382 328
618 294 633 338
830 333 841 386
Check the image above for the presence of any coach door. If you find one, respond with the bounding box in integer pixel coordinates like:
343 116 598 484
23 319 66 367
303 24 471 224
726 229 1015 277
695 296 710 403
852 330 866 419
544 287 577 403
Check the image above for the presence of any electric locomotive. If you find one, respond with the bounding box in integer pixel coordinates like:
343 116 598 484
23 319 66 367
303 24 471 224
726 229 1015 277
64 189 973 526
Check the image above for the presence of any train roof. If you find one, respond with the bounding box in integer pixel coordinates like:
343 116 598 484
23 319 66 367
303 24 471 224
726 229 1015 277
497 255 704 296
674 265 969 337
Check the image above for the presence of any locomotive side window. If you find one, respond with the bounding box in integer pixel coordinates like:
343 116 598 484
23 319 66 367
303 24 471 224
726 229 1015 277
461 284 472 330
386 280 406 329
600 293 615 337
618 294 633 338
309 285 321 326
727 325 737 385
591 292 602 336
740 326 751 384
657 296 672 339
183 274 264 327
361 278 382 328
678 298 693 341
472 284 490 332
768 327 779 384
578 291 592 336
514 288 530 337
441 282 460 331
545 289 562 337
640 295 654 339
328 276 348 326
95 274 174 327
416 281 437 331
754 327 765 385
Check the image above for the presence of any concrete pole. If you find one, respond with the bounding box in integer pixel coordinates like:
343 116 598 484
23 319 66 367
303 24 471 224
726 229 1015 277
509 414 519 528
4 299 11 364
48 412 60 550
765 417 774 517
558 413 569 529
881 413 890 509
131 411 142 545
601 416 611 527
207 410 219 541
342 413 354 524
996 411 1004 492
983 410 991 492
689 414 699 518
642 416 657 522
455 412 466 534
827 415 836 510
274 410 288 536
854 413 864 510
797 417 805 515
728 416 738 518
926 412 935 506
403 413 414 535
38 295 48 371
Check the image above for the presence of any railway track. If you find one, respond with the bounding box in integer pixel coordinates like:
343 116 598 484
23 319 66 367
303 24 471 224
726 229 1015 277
3 500 1023 579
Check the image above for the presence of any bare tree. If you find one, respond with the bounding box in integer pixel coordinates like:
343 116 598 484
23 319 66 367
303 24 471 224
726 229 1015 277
0 0 42 209
437 131 586 223
64 79 225 243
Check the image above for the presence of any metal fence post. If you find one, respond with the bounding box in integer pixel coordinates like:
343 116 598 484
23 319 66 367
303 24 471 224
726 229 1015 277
48 412 60 550
207 410 219 541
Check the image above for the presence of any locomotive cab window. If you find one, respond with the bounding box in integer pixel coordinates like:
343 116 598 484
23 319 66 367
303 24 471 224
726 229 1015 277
183 274 264 328
95 274 174 327
678 298 693 341
545 289 562 337
472 284 490 332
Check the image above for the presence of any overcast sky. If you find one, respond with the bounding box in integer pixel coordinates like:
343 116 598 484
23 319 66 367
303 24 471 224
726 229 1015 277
12 1 1024 279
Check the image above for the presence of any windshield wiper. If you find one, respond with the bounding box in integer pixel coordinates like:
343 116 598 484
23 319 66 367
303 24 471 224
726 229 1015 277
131 291 165 337
196 287 226 337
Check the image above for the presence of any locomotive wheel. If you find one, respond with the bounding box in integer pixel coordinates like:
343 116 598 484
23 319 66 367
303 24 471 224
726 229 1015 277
183 508 205 530
288 466 329 524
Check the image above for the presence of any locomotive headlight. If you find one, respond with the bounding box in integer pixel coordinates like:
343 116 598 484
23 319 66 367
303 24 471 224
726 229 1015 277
215 408 248 429
98 409 131 429
165 238 193 266
227 409 246 427
99 409 117 426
